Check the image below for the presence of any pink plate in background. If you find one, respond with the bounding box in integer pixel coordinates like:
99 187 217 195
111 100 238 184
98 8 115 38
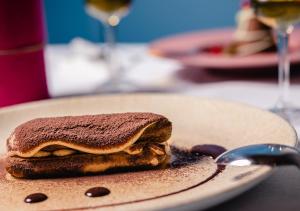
149 28 300 71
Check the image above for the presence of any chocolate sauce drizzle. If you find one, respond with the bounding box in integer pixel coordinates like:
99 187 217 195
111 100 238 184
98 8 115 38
24 193 48 203
54 144 227 211
23 145 226 208
85 187 110 197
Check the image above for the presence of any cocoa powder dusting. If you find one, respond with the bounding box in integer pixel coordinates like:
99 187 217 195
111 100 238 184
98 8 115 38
7 113 170 154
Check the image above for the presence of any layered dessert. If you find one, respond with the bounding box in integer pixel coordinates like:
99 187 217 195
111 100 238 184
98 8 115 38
223 2 276 56
5 112 172 179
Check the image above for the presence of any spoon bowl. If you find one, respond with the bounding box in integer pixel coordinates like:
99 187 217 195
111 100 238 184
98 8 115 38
215 144 300 168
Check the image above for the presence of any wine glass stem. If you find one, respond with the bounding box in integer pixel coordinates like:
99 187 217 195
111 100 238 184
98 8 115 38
104 24 121 85
276 30 290 110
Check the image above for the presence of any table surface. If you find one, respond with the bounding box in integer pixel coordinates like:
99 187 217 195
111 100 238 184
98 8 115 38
208 166 300 211
45 43 300 211
45 43 300 98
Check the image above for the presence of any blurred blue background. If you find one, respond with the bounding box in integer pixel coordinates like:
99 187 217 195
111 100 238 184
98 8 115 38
44 0 240 43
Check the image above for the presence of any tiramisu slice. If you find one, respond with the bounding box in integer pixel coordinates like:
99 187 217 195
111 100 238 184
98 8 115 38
5 112 172 179
223 2 276 56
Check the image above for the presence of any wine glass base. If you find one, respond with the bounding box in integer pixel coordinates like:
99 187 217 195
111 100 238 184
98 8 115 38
270 106 300 149
94 79 176 94
269 107 290 121
94 79 137 93
271 106 300 131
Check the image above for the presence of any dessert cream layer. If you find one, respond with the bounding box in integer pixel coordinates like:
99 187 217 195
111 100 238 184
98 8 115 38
6 142 170 178
30 141 169 158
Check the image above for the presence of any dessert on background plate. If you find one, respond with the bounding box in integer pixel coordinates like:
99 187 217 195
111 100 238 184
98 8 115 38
150 2 277 58
222 2 276 56
6 112 172 179
150 27 300 70
149 3 300 70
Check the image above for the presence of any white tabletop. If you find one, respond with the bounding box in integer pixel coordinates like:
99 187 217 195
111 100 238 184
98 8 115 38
45 42 300 109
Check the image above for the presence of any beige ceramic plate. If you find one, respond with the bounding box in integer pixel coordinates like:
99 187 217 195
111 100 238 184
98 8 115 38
0 94 296 211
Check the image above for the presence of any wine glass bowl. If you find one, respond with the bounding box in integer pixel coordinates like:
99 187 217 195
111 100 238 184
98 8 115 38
85 0 131 27
85 0 133 93
251 0 300 115
251 0 300 32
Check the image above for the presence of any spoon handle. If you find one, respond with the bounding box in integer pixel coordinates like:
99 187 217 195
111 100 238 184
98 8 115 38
249 154 300 168
287 154 300 168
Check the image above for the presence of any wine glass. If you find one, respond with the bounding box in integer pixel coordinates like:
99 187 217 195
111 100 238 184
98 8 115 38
85 0 132 92
251 0 300 118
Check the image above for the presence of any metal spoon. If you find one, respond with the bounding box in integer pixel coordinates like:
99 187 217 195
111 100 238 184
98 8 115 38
215 144 300 168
